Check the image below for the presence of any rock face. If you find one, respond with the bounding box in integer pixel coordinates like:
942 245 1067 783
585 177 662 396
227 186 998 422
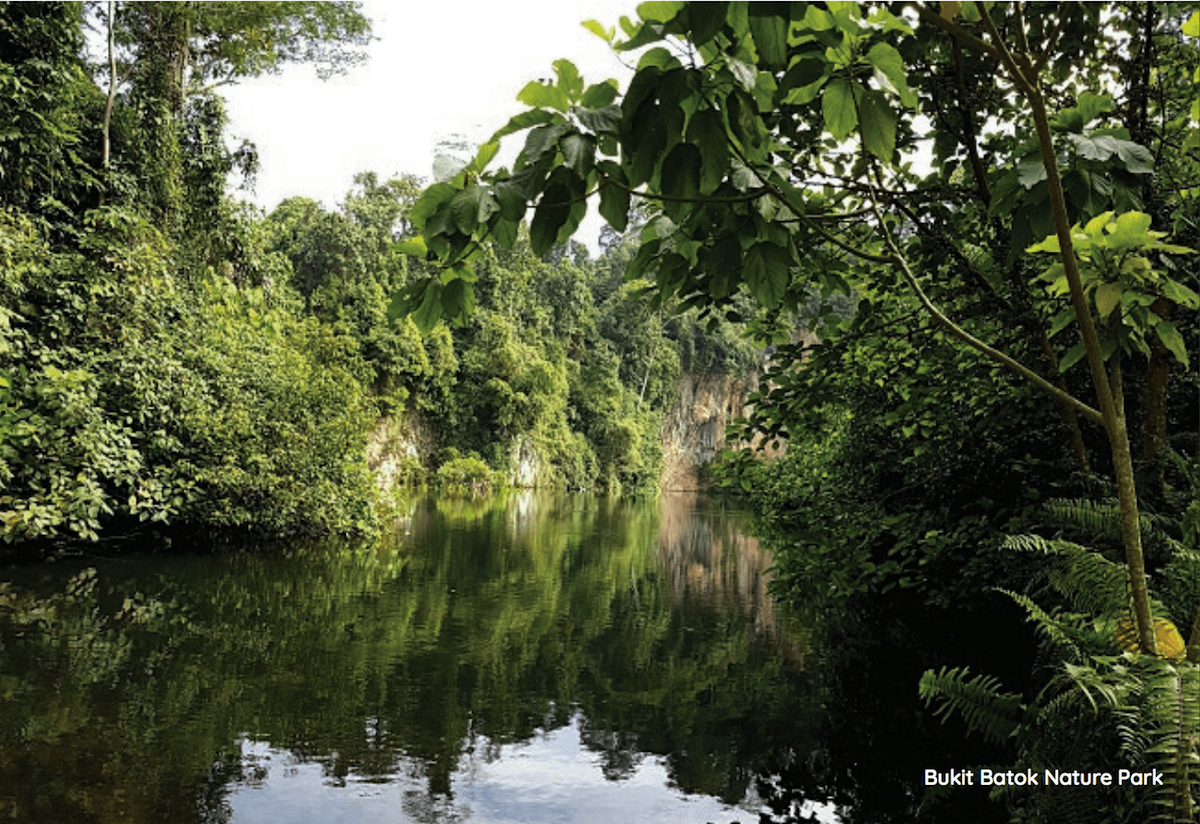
368 366 785 493
661 370 761 491
509 434 541 488
366 413 436 493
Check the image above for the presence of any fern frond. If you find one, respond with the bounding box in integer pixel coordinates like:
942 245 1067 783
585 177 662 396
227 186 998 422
1002 532 1055 554
1182 500 1198 553
1045 498 1124 542
1138 658 1200 824
999 588 1094 663
918 666 1023 745
1159 540 1200 635
1002 535 1129 616
1046 497 1179 549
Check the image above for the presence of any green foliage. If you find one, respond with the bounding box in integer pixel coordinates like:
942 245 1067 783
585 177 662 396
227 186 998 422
1029 211 1196 369
0 3 100 221
918 666 1023 746
920 521 1199 823
435 452 506 496
0 205 378 547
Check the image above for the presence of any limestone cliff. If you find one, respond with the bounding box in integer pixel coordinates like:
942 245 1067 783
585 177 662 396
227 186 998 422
661 370 760 491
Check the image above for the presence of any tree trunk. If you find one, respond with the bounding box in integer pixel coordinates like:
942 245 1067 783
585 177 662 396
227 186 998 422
1025 85 1158 657
1142 298 1172 463
101 0 117 204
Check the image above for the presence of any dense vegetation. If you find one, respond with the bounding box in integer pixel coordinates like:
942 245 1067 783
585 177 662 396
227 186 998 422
390 2 1199 821
0 2 759 552
2 1 1198 820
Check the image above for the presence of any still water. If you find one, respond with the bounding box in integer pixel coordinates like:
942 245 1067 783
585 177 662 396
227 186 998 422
0 492 836 823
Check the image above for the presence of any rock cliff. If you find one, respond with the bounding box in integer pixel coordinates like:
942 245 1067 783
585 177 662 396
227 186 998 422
661 370 760 491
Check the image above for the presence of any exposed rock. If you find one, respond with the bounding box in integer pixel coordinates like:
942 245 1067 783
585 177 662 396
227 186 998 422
366 412 436 493
509 434 541 488
661 370 761 491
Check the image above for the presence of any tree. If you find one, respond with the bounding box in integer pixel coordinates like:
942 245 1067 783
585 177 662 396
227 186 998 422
95 1 372 234
391 2 1198 659
0 2 100 219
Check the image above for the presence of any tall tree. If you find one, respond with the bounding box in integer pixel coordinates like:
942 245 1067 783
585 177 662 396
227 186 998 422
98 1 372 234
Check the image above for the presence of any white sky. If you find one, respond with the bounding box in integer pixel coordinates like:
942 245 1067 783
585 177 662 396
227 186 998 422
223 0 640 233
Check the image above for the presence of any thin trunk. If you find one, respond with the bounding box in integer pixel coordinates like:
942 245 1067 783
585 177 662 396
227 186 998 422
951 39 1089 473
637 313 662 412
1020 69 1158 658
100 0 116 204
1142 298 1172 462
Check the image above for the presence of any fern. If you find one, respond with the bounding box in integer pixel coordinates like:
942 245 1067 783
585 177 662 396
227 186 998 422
1002 533 1128 616
918 666 1023 745
1139 657 1200 823
1045 497 1176 546
998 588 1105 664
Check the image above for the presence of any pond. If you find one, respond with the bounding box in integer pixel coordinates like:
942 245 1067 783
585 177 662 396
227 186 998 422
0 492 841 824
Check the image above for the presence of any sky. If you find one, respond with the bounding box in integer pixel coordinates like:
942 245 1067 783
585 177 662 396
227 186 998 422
222 0 642 241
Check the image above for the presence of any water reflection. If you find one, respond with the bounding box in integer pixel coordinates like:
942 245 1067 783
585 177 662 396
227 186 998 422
0 493 828 823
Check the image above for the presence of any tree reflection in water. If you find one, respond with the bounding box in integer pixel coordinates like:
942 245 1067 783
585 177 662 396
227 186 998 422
0 492 829 824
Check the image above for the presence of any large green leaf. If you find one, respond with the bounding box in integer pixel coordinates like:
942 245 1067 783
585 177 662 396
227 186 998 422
660 143 701 220
529 168 584 255
748 2 789 69
467 141 500 173
744 241 790 309
598 164 631 232
1162 278 1200 309
1152 317 1188 366
517 80 569 112
1094 282 1122 320
412 279 444 334
1016 155 1047 188
561 132 596 177
703 234 742 299
625 239 662 282
576 104 623 135
394 237 427 258
1106 211 1153 252
579 80 620 109
726 88 763 150
581 19 615 42
409 183 458 230
490 109 556 142
638 46 683 72
1059 340 1087 373
553 59 584 100
689 1 728 43
523 123 567 163
450 186 498 235
1113 140 1153 174
440 277 475 326
822 79 859 141
725 54 758 93
866 42 916 108
685 108 729 194
637 1 685 23
777 57 827 105
490 215 519 249
493 181 527 222
859 89 896 161
625 101 667 186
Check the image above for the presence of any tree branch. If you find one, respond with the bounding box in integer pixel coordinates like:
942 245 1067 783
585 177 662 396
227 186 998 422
863 173 1104 425
909 3 1002 60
